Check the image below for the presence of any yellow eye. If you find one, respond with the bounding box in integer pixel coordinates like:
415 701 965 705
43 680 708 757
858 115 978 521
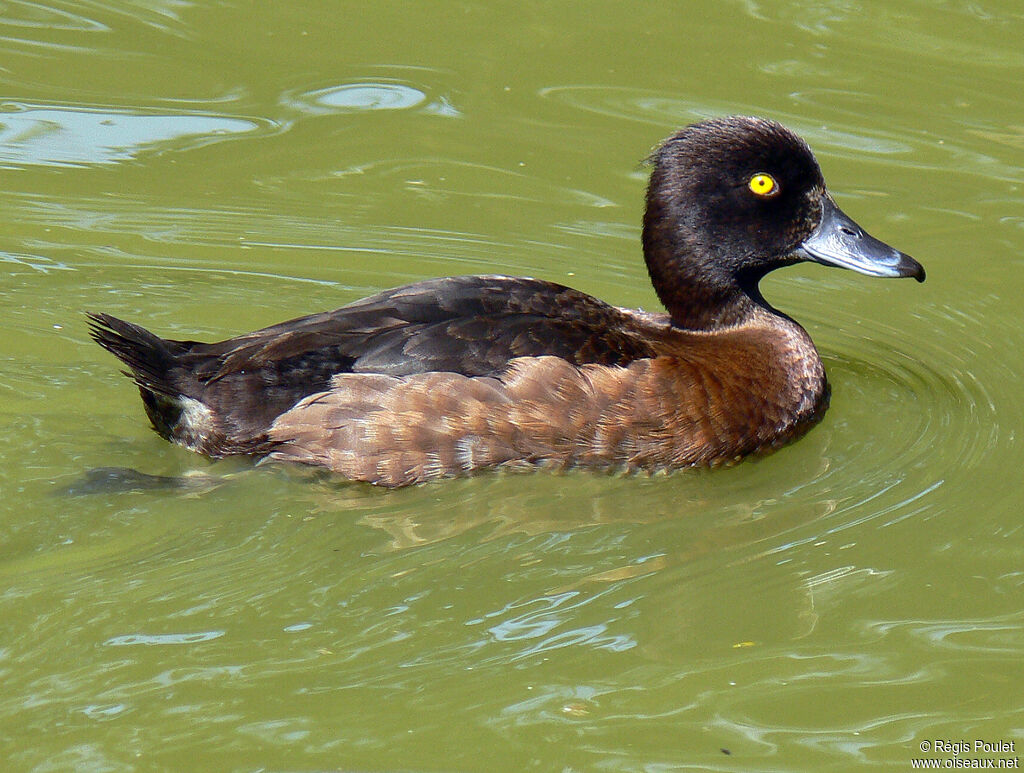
748 173 778 198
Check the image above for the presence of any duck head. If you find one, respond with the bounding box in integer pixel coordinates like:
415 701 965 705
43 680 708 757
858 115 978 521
642 116 925 330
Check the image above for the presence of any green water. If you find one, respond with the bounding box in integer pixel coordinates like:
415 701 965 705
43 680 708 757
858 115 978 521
2 1 1022 770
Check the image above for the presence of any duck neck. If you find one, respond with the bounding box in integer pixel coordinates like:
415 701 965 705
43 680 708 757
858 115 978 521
642 193 762 331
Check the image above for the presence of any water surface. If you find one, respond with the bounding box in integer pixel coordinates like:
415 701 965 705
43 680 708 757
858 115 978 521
2 1 1022 771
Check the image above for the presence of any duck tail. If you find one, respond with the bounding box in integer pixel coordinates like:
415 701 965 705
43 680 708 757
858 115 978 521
86 313 183 395
87 312 200 443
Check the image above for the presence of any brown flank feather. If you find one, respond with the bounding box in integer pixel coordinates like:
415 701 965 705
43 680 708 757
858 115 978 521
267 309 828 486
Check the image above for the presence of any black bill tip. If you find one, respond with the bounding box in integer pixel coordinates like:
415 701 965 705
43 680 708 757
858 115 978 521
796 195 925 283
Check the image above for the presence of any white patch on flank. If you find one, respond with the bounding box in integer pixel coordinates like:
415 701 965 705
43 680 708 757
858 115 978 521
176 395 216 451
455 436 482 470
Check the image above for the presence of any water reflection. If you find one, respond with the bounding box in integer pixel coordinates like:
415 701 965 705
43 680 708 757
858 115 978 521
294 82 425 112
276 156 615 205
1 0 1020 768
0 0 107 32
0 251 74 275
0 0 190 36
539 85 922 158
538 84 1024 183
283 80 460 117
0 103 260 167
104 631 225 646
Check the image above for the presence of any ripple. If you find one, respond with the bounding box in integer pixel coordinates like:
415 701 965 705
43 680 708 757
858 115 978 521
538 84 740 127
104 630 225 647
283 81 460 117
538 84 1023 185
0 103 262 167
315 156 614 205
308 83 426 111
0 251 75 275
758 280 1016 540
731 0 861 34
737 0 1024 65
787 90 1024 179
537 85 927 167
865 612 1024 655
252 155 616 242
80 702 128 720
483 591 637 659
0 0 107 32
0 0 193 50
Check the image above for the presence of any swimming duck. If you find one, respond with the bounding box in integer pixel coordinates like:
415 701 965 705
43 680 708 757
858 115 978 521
88 116 924 487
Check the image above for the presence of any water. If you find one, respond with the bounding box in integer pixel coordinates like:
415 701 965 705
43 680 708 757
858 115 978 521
2 1 1023 770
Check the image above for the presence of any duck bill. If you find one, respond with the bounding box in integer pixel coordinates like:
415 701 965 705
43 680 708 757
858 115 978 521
794 195 925 282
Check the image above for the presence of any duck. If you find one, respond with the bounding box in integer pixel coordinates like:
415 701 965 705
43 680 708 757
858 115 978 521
88 116 925 487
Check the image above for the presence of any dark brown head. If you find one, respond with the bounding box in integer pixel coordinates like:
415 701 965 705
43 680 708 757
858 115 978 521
642 116 924 329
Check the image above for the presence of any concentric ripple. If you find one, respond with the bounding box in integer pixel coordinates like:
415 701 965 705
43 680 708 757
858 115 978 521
764 277 1015 537
282 80 460 118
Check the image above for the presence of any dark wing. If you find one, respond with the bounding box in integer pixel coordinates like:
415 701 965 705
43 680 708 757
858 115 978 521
90 275 664 453
190 275 658 381
141 275 661 441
